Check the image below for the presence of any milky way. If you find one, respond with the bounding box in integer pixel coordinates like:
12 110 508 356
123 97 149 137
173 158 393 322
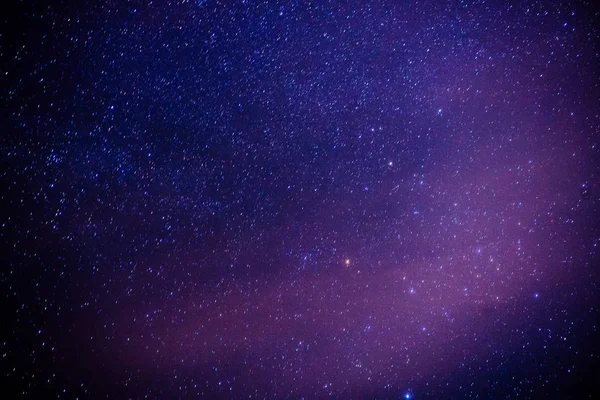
2 1 600 398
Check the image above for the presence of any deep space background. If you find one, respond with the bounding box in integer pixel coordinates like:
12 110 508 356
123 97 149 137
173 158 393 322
2 0 600 398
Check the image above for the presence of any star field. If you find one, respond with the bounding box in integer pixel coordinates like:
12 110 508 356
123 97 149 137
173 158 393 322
1 0 600 398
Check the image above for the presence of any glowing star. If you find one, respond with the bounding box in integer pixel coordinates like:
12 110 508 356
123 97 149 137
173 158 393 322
345 259 351 265
404 393 412 399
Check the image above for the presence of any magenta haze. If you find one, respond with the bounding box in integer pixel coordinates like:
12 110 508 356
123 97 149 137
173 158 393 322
2 0 599 398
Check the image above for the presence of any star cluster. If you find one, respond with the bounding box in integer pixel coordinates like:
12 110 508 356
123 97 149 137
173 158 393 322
2 0 600 398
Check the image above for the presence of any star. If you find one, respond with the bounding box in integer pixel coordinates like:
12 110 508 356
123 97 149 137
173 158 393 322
3 1 597 398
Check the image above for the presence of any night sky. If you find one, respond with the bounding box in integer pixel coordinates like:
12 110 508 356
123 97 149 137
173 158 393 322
2 0 600 398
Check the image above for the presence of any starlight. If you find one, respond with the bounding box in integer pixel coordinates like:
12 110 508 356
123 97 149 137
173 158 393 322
2 1 598 399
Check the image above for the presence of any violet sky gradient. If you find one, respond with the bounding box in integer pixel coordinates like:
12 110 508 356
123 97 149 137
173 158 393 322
2 0 600 398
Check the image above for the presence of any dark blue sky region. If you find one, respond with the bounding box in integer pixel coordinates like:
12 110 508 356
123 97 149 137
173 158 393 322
1 0 599 398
